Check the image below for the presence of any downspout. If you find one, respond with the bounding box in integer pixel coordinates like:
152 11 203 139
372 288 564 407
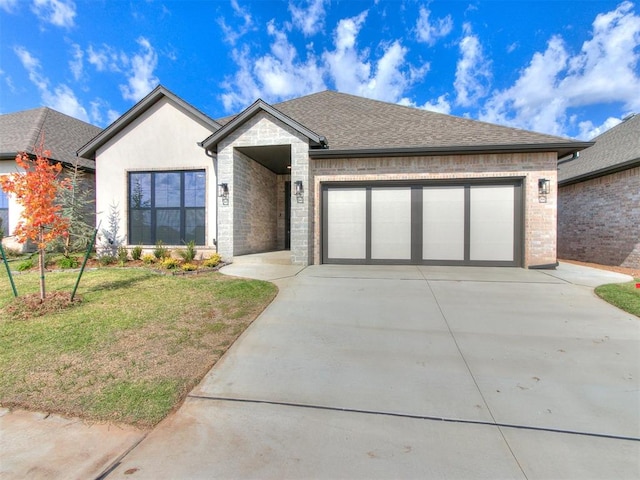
202 146 219 252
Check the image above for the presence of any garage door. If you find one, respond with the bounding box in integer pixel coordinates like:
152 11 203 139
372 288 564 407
322 181 522 266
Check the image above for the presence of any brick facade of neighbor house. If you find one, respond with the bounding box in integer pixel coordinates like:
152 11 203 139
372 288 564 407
311 152 558 267
558 166 640 269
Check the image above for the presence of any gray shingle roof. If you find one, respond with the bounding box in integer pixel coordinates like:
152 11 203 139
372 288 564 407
558 113 640 184
0 107 102 170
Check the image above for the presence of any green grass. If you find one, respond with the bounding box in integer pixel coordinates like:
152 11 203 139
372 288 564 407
595 279 640 318
0 267 277 427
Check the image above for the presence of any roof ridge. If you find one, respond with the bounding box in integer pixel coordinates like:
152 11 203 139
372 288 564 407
27 107 48 153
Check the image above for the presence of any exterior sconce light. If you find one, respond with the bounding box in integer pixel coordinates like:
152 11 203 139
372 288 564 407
295 180 304 203
218 183 229 205
538 178 550 195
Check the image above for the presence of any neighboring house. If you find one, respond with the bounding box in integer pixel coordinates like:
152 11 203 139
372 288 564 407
79 85 590 268
0 107 102 248
558 114 640 269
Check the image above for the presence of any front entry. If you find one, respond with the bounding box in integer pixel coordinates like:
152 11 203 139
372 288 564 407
322 180 523 266
285 181 291 249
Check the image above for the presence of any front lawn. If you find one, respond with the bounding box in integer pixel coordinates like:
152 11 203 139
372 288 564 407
0 267 277 427
595 279 640 318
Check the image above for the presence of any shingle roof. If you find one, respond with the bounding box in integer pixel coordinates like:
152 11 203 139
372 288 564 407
558 113 640 184
0 107 102 170
215 90 589 157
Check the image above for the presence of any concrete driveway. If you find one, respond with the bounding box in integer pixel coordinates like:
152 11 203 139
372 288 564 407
100 263 639 479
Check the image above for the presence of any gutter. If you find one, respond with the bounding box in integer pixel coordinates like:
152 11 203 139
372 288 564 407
558 157 640 186
308 142 594 159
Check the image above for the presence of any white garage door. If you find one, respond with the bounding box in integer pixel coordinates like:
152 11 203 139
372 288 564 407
322 182 522 266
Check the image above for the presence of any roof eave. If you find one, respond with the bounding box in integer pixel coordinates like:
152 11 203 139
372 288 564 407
199 99 326 151
559 157 640 186
77 85 221 159
308 142 594 159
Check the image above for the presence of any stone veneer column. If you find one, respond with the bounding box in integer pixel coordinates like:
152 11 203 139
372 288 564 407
290 140 311 265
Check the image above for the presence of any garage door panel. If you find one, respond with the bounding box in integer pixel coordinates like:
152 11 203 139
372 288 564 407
423 187 465 261
469 185 515 262
327 188 367 259
371 187 412 260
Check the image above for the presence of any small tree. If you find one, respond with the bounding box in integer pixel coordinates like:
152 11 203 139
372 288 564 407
0 146 70 300
55 162 95 256
98 202 124 258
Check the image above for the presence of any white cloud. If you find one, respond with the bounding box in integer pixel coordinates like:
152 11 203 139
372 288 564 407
454 22 491 107
401 94 452 115
415 6 453 46
14 45 89 122
119 37 159 102
221 22 325 111
218 0 254 45
289 0 326 36
69 43 83 81
31 0 76 29
480 1 640 137
578 116 623 140
0 0 18 13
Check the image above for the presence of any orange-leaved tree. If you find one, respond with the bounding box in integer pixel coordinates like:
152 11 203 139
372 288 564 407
0 145 70 300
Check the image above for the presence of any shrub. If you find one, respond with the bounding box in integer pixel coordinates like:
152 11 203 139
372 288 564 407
98 255 117 266
131 244 143 261
178 240 197 263
117 246 129 265
141 254 155 265
181 262 198 272
160 257 180 270
203 253 222 268
17 258 34 271
57 255 79 269
153 241 169 260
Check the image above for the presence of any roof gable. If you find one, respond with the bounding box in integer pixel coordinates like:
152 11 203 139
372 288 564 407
559 113 640 184
78 85 221 159
0 107 102 170
199 99 327 150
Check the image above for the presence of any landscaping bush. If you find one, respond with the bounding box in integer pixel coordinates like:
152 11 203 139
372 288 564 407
17 258 34 271
203 253 222 268
98 255 117 266
57 255 79 269
160 257 180 270
178 240 197 263
117 246 129 266
142 254 156 265
131 244 143 261
153 241 169 260
181 262 198 272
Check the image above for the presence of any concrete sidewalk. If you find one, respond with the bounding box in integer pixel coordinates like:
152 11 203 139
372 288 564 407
1 263 637 479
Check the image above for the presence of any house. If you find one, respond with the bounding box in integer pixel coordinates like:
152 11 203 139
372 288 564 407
558 114 640 269
0 107 102 248
78 85 591 268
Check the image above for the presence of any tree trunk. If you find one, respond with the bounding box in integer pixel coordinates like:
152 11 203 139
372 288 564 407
39 228 45 301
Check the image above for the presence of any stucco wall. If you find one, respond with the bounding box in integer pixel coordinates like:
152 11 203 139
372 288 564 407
0 161 22 237
558 166 640 269
95 98 217 249
311 152 558 268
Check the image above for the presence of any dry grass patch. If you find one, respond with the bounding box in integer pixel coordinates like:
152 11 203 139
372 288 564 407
0 268 277 427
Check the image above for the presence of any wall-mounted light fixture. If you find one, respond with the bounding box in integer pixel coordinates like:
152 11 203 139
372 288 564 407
538 178 551 195
294 180 304 203
218 183 229 205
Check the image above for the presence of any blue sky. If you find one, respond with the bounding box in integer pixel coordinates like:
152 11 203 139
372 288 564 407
1 0 639 140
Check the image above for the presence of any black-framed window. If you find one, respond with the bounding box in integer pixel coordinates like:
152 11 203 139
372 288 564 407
129 170 206 245
0 188 8 236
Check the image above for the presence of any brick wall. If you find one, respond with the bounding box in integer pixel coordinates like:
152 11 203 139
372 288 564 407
558 166 640 269
232 150 278 255
310 152 558 267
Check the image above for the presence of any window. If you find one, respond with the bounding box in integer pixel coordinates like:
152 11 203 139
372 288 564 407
0 188 8 237
129 170 206 245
